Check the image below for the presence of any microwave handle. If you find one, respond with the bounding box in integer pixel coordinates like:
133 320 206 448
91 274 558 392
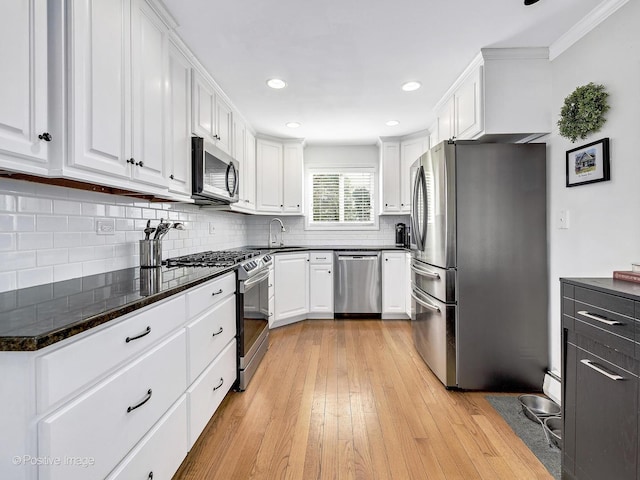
225 163 237 196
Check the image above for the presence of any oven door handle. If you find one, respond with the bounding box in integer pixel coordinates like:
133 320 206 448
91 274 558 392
243 269 270 289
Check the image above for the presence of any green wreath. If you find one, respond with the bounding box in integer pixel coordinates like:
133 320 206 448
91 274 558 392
557 82 609 143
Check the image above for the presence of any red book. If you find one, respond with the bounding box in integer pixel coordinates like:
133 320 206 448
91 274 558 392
613 271 640 284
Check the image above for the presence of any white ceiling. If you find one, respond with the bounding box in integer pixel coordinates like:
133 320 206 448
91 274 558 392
163 0 605 145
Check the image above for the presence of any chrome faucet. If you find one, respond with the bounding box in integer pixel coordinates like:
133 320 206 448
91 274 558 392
268 218 286 247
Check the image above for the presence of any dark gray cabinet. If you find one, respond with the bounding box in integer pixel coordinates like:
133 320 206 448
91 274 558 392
561 278 640 480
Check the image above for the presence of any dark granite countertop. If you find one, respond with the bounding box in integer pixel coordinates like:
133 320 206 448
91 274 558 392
0 264 236 351
0 245 411 352
561 277 640 302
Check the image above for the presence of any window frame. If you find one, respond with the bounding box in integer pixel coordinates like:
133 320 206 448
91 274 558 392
305 166 380 231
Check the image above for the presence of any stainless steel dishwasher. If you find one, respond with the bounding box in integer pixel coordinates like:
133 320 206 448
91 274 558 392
334 251 381 317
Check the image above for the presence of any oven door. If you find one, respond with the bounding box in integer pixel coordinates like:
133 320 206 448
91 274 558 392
238 268 270 390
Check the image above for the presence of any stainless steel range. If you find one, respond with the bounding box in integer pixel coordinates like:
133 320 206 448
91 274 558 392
164 249 272 391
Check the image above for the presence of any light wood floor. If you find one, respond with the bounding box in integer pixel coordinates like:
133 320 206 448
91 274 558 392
174 320 553 480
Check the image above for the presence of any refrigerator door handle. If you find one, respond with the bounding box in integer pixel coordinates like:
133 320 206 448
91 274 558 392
411 289 440 312
420 166 428 250
410 263 440 279
411 167 422 251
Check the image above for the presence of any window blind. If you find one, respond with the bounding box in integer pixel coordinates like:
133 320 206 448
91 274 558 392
311 171 374 224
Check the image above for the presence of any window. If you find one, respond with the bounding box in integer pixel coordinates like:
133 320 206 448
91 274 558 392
307 168 377 230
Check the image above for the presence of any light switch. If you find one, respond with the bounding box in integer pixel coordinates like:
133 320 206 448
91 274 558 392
558 210 569 229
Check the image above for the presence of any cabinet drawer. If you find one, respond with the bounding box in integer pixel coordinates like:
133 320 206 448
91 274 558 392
187 295 237 383
309 251 332 264
575 286 634 319
573 298 635 344
411 260 455 303
106 396 188 480
186 272 236 318
38 330 187 480
37 295 185 412
187 339 236 448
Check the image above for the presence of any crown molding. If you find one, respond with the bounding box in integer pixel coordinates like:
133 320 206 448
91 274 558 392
549 0 629 60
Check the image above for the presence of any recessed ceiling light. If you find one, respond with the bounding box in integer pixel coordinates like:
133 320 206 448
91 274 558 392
266 78 287 89
286 122 301 128
524 0 540 4
385 120 400 126
401 81 422 92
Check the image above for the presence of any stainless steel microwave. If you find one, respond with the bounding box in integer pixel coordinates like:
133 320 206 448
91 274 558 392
191 136 239 204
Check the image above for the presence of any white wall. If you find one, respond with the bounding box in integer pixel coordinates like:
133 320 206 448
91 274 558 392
304 144 378 166
547 0 640 374
0 178 248 292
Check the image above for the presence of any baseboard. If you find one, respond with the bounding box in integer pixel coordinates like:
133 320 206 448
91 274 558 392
543 372 561 405
381 313 410 320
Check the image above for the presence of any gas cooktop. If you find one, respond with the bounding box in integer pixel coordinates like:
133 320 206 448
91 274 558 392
164 250 259 268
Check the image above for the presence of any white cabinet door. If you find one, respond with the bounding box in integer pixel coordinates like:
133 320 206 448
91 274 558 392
309 264 333 315
166 41 192 197
0 0 49 172
243 131 256 210
400 137 428 213
436 96 454 144
282 143 303 213
256 138 283 212
68 0 131 179
455 67 482 140
215 95 233 155
191 71 215 140
274 253 309 324
131 0 167 188
380 142 400 213
382 252 407 317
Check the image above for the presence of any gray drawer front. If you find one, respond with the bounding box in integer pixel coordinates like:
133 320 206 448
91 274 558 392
562 282 575 299
562 296 574 318
573 300 635 343
574 318 635 357
575 286 634 318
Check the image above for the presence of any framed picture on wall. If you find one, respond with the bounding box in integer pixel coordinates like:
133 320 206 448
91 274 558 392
566 137 610 187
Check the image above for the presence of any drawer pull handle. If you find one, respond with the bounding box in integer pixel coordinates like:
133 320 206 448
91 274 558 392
577 310 622 326
213 378 224 391
411 290 440 312
211 288 223 296
127 388 153 412
125 326 151 343
212 327 224 337
316 257 326 260
148 473 153 480
580 359 624 381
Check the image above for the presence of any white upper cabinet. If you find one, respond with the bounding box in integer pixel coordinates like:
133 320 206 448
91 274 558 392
399 135 428 213
67 0 170 191
243 131 256 210
68 0 132 180
379 141 400 214
282 143 303 214
256 137 303 215
433 48 551 144
131 0 168 188
166 40 192 198
191 71 233 155
0 0 49 174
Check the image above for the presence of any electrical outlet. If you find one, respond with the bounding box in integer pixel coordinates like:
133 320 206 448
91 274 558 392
96 219 115 235
209 223 216 235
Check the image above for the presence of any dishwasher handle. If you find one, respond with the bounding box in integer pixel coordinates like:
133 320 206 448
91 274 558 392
338 256 379 261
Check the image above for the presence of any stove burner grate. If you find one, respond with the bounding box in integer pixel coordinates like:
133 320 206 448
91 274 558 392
164 250 259 268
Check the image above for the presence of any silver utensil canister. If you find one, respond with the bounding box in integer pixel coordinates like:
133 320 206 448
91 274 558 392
140 266 162 296
140 239 162 268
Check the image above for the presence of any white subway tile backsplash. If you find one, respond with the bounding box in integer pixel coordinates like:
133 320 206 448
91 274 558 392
0 271 17 292
53 199 82 215
53 232 84 248
0 195 16 212
37 215 69 232
126 206 142 218
18 196 52 214
116 218 135 231
69 246 95 263
105 205 125 217
53 263 83 282
0 233 16 251
17 266 53 288
0 251 36 271
18 232 53 250
37 248 70 266
81 202 106 217
68 217 94 232
81 232 106 246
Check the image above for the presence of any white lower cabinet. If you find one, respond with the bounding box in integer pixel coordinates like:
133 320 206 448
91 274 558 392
0 271 238 480
187 339 237 448
273 253 309 327
106 396 188 480
38 330 187 480
382 251 408 319
309 252 334 318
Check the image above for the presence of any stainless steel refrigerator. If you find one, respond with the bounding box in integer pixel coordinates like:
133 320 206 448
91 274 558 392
410 141 548 390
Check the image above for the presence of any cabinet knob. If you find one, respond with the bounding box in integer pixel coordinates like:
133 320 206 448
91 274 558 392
135 160 144 167
169 174 174 180
214 134 221 140
385 203 388 207
127 158 135 164
297 204 300 208
280 205 283 208
328 270 331 274
38 132 52 142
